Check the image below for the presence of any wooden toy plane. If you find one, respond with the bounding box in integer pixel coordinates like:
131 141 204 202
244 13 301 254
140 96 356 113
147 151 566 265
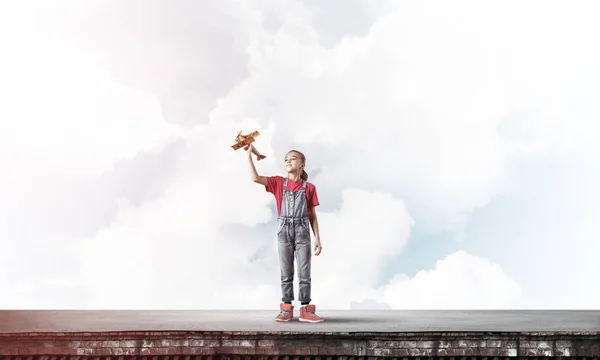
231 130 266 160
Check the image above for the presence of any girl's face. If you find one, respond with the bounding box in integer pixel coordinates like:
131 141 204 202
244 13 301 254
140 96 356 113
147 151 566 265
284 152 303 173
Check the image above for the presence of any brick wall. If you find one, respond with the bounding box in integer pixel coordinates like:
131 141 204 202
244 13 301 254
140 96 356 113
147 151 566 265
0 331 599 358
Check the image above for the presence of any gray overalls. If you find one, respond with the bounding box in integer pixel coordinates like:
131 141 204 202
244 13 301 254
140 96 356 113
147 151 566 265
277 178 312 304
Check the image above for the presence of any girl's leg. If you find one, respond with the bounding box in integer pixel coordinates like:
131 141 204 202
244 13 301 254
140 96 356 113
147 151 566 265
295 222 312 304
278 221 295 303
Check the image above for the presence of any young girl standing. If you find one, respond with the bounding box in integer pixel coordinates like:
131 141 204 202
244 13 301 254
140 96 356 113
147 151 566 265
245 144 324 323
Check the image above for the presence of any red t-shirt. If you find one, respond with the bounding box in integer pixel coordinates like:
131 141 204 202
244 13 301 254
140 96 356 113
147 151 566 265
265 176 320 218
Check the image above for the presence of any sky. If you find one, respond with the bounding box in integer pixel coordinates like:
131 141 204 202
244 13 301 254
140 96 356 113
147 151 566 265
1 0 599 310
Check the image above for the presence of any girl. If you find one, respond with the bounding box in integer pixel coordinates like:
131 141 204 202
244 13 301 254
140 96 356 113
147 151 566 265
245 144 324 323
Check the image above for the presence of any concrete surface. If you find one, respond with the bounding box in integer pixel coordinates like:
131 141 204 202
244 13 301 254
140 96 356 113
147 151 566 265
1 310 599 333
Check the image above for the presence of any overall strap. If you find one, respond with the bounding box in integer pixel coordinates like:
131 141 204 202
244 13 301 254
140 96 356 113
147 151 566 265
283 177 288 188
302 180 307 188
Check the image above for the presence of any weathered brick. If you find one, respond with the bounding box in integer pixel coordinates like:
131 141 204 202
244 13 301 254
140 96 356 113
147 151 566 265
388 348 409 357
519 348 553 357
519 340 535 348
257 340 275 348
75 348 100 356
400 340 417 348
486 339 502 347
2 326 600 360
239 340 254 347
60 347 74 355
317 347 328 355
556 339 572 347
456 340 471 348
416 341 433 348
555 346 571 357
485 348 501 356
502 347 517 356
84 341 102 348
409 348 433 356
102 341 120 348
383 340 400 348
121 347 141 356
365 340 381 349
536 340 553 349
221 340 241 347
367 348 390 357
119 341 137 348
155 347 177 356
191 339 219 347
216 347 234 355
162 340 180 348
587 348 600 357
355 345 367 357
453 348 468 356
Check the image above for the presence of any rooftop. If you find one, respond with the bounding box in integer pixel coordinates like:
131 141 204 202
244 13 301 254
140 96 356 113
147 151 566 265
1 310 599 334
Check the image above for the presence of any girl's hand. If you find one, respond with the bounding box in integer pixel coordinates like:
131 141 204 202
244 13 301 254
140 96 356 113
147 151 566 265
314 240 322 256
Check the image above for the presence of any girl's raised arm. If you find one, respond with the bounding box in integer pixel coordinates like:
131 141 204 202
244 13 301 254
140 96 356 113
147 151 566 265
246 145 268 186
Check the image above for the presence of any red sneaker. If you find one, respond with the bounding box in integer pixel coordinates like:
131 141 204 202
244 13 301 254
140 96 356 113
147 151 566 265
275 303 293 322
299 304 324 323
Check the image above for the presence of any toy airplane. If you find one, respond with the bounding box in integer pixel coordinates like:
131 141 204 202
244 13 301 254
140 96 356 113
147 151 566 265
231 130 266 160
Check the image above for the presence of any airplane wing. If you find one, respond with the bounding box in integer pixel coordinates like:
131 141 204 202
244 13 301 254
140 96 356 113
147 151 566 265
231 137 255 150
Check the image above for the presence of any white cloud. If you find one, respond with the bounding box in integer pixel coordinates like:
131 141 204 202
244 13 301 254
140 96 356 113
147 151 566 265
1 0 599 310
32 0 253 127
0 277 90 309
375 251 520 309
0 10 180 181
468 146 600 310
79 146 414 309
350 298 392 310
79 178 518 310
310 188 414 309
212 0 600 236
212 2 512 234
0 3 182 308
80 119 283 309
